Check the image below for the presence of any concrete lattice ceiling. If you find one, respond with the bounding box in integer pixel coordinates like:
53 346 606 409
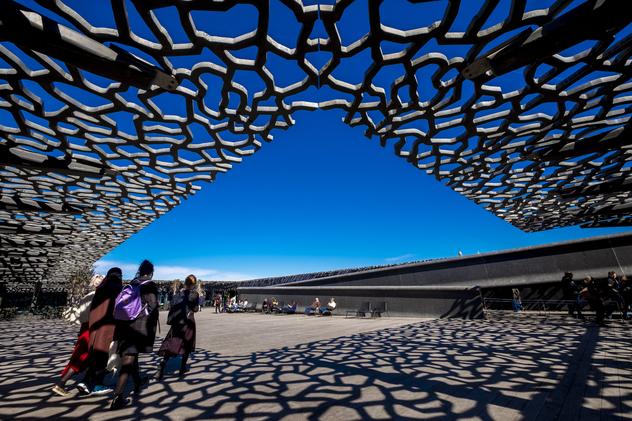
0 0 631 286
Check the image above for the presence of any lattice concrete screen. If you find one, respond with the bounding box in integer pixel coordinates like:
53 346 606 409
0 0 631 286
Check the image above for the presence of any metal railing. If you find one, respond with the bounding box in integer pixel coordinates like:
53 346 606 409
481 297 627 319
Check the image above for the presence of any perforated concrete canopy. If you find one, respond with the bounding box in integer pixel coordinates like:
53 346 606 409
0 0 631 286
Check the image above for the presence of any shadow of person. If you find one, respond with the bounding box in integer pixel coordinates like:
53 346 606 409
0 316 628 420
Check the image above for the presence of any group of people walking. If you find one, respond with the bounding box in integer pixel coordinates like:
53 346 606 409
52 260 200 410
562 271 632 324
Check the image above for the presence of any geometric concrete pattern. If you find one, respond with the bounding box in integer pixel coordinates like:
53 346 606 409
2 1 631 287
0 312 630 420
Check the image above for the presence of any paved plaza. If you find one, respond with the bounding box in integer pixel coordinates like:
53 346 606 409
0 312 631 420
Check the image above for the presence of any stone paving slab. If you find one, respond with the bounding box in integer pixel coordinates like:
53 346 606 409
0 313 630 420
188 312 422 356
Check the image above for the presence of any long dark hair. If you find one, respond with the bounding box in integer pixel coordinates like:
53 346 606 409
106 267 123 280
137 259 154 278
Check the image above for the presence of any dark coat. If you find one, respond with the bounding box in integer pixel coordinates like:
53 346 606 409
115 279 159 355
88 276 123 353
159 289 199 356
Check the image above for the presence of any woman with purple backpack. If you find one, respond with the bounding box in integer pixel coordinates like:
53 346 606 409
110 260 159 410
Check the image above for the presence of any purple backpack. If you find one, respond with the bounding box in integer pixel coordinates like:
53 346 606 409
114 280 151 321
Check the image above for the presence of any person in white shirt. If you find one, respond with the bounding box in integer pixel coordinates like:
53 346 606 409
328 298 337 310
319 297 337 315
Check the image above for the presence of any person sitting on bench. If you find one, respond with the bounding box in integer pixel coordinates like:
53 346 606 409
282 301 297 314
319 297 337 316
270 297 280 313
305 298 320 315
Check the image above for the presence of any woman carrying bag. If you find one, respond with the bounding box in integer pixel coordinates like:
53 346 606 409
80 267 123 395
51 274 103 397
110 260 159 410
156 274 199 380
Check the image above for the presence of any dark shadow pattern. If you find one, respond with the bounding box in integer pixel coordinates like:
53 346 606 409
1 0 631 288
1 317 630 420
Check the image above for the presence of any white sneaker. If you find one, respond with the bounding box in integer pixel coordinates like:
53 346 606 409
76 383 90 396
91 385 113 395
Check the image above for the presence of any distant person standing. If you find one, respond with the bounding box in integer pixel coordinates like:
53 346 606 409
156 274 200 379
561 272 583 318
606 271 625 316
620 275 631 319
197 282 205 311
167 284 175 308
223 293 231 312
110 260 159 410
511 288 522 313
214 293 221 313
582 276 606 325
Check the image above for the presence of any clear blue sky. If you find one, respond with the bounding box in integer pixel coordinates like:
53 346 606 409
99 109 630 280
6 0 630 280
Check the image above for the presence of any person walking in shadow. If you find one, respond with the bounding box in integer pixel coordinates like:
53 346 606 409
110 260 159 410
79 267 123 396
51 275 103 397
156 274 200 380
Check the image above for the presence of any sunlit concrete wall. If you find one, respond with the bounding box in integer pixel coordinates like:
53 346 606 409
238 233 632 318
238 286 483 318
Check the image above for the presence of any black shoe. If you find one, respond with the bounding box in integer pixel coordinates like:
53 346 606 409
110 395 129 410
